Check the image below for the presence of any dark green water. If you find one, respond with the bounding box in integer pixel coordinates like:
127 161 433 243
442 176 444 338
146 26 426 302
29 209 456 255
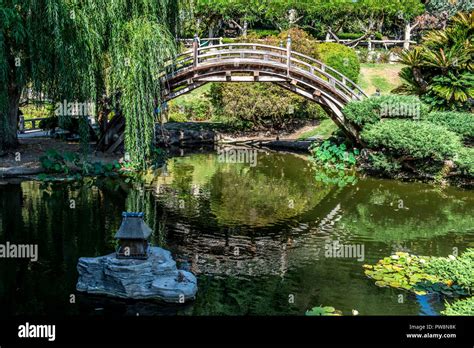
0 149 473 316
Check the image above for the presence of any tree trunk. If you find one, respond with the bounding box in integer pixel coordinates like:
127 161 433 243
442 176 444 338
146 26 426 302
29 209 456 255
242 20 248 38
403 21 412 50
0 84 21 151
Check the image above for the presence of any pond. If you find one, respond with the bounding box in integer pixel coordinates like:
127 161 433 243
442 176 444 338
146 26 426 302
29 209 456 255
0 147 473 316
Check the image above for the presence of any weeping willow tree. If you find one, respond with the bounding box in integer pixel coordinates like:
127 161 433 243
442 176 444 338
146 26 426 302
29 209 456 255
0 0 186 166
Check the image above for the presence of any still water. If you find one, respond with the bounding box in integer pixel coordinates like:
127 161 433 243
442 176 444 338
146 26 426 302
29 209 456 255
0 148 473 316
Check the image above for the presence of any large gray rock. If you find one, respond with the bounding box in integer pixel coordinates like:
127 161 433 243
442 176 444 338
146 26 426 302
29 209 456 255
76 247 197 303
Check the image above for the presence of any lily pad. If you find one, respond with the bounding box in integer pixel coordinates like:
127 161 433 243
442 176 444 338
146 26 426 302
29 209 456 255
305 306 342 316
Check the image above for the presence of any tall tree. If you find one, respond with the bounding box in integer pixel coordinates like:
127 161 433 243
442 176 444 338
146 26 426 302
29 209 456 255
0 0 184 167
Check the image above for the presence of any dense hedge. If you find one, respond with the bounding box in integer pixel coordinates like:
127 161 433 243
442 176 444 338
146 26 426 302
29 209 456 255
455 147 474 176
361 120 463 161
423 112 474 140
337 32 383 40
343 95 430 127
315 42 360 83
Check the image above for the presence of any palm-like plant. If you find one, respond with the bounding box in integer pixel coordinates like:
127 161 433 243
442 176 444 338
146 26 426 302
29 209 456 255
394 11 473 111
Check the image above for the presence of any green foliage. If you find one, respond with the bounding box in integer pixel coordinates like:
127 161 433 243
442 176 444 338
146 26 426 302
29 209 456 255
247 29 280 38
441 296 474 316
366 249 474 316
310 141 359 169
338 32 383 40
364 252 443 293
0 0 184 166
357 48 371 64
361 120 463 161
315 42 360 83
368 152 402 174
210 82 322 131
343 95 429 127
426 0 474 17
394 12 474 111
309 141 359 187
423 111 474 139
39 149 120 178
305 306 341 316
298 119 338 140
40 150 80 175
455 147 474 176
423 72 474 111
168 95 214 122
364 250 473 297
426 249 474 293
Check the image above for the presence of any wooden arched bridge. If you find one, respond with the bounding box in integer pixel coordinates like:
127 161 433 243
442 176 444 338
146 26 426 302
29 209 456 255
160 36 367 141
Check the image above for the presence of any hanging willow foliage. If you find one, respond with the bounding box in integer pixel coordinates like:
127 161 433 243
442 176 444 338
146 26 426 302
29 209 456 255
1 0 186 166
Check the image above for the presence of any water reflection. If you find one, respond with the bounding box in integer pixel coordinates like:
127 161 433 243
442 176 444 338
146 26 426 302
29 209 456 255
0 148 472 316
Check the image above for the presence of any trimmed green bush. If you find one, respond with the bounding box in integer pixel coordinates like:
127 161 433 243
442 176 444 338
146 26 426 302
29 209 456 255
315 42 360 83
343 95 430 127
426 248 474 293
361 120 463 161
368 152 402 174
442 296 474 316
423 112 474 139
455 147 474 176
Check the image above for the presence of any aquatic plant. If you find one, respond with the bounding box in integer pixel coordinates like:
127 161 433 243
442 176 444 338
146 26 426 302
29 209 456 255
39 149 120 179
310 141 359 170
363 251 472 297
305 306 342 316
364 249 474 315
309 141 359 187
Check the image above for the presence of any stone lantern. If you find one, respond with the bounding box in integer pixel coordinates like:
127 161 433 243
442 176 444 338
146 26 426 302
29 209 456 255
114 212 152 259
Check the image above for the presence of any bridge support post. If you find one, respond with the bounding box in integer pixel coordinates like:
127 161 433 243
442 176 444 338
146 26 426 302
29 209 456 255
193 34 199 68
286 35 292 77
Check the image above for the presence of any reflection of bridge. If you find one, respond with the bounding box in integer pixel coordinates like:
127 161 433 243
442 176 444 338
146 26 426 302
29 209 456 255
161 36 367 142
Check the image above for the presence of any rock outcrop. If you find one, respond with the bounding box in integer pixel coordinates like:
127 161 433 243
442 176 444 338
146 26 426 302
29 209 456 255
76 247 197 303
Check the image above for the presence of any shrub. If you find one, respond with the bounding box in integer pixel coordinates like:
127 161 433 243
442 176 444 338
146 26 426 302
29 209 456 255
368 152 402 174
168 97 213 122
315 42 360 83
378 50 391 64
247 29 280 38
240 28 319 58
442 296 474 316
343 95 430 127
426 248 474 293
357 48 371 63
455 147 474 176
423 111 474 139
361 120 463 161
394 12 473 111
210 82 322 131
337 32 383 40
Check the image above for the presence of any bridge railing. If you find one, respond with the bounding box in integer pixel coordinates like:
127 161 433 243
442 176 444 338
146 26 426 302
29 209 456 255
162 37 367 101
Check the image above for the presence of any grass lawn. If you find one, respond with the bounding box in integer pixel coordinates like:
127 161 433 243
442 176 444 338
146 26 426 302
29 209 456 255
169 83 212 108
297 118 338 140
358 63 404 95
